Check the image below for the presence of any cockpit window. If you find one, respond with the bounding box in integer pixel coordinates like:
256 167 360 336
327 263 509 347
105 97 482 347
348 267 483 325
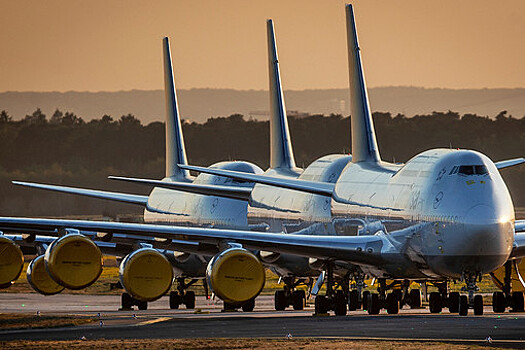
456 165 488 176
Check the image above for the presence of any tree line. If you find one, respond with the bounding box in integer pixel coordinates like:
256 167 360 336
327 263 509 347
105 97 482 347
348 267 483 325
0 108 523 216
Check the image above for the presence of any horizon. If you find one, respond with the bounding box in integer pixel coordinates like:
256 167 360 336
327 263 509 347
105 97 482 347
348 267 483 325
1 0 525 92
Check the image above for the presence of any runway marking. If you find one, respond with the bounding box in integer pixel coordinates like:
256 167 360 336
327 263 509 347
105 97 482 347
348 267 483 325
135 317 171 326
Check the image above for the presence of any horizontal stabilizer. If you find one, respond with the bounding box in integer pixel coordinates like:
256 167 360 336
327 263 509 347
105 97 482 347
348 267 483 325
495 158 525 170
12 181 149 205
179 164 334 196
108 176 251 201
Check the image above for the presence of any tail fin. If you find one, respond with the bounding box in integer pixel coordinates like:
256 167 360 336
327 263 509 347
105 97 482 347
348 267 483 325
267 20 299 173
345 5 381 164
163 37 191 180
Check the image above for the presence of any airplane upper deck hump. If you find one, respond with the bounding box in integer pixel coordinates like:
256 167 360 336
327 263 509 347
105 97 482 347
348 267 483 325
345 4 381 164
163 37 191 181
267 20 299 174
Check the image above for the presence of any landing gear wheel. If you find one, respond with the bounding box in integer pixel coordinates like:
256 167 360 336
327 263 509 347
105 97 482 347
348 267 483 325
274 290 287 311
492 291 506 313
292 290 305 311
367 293 380 315
429 292 442 313
242 298 255 312
122 292 133 310
223 302 237 312
409 289 422 309
459 295 468 316
169 291 180 309
448 292 459 313
348 290 359 311
314 295 328 314
386 293 399 314
511 292 525 312
137 300 148 311
334 291 347 316
473 295 483 315
362 291 370 311
183 291 196 309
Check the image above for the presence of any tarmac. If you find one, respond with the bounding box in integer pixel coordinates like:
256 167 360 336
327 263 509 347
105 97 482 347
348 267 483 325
0 293 524 344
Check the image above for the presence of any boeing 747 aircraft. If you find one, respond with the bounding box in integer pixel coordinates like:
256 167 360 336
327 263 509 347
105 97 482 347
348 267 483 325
0 4 523 316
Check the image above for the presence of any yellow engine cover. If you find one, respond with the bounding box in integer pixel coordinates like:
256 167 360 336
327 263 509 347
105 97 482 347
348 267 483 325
491 259 525 292
27 255 64 295
119 248 174 302
45 234 103 290
0 236 24 288
206 248 265 304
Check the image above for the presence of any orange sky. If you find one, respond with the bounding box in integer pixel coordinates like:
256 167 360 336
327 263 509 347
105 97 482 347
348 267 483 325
1 0 525 92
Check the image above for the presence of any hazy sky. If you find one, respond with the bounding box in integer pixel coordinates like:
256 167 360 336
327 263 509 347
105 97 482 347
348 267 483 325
1 0 525 92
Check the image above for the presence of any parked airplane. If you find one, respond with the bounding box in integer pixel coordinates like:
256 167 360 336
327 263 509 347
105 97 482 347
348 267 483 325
1 4 524 317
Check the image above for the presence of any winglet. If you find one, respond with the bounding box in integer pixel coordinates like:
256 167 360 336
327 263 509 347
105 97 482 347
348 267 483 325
345 5 381 164
163 37 191 181
267 20 299 173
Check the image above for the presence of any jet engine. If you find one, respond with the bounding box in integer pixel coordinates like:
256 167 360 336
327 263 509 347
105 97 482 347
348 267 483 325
44 233 102 289
27 255 64 295
206 247 265 304
119 248 174 302
0 236 24 288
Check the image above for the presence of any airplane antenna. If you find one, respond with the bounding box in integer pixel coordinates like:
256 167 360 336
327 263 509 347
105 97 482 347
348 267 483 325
267 20 300 174
346 5 381 164
163 37 191 181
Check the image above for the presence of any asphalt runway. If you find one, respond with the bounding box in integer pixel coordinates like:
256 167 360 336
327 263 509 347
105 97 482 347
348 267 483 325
1 293 525 344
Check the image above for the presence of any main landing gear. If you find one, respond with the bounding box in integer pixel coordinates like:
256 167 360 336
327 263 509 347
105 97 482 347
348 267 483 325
359 279 421 315
313 263 348 316
274 277 307 311
427 275 485 316
491 262 525 313
169 277 198 309
121 292 148 310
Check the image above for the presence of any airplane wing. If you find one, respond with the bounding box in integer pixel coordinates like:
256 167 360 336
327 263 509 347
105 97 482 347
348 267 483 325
0 217 386 266
108 176 251 201
179 164 334 196
495 158 525 170
12 181 149 205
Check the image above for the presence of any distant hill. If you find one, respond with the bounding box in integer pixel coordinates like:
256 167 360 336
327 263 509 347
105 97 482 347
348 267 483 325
1 87 525 124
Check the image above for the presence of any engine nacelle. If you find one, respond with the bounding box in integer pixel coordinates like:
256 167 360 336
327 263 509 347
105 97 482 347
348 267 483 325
119 248 174 302
44 233 102 290
27 255 64 295
206 248 265 304
0 236 24 288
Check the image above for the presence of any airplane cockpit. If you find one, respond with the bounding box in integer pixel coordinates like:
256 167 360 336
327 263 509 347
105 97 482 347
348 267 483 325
448 165 489 176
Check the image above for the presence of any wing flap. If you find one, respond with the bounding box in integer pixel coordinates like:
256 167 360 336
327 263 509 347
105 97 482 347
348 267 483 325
12 181 149 205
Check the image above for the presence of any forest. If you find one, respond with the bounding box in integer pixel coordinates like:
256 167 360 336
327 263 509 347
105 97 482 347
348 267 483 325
0 108 523 216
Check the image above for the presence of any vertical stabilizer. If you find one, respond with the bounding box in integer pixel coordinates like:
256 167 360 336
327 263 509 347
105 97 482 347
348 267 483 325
267 20 299 173
345 5 381 164
163 37 191 180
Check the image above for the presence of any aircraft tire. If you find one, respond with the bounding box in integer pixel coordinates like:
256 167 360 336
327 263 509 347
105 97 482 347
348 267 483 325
137 300 148 311
121 292 133 310
492 291 506 313
169 291 180 309
274 290 287 311
223 302 237 311
314 295 328 314
386 293 399 314
348 290 359 311
458 295 468 316
334 290 347 316
473 295 483 315
183 291 196 309
448 292 460 313
292 290 305 310
511 292 525 312
429 292 442 313
409 289 422 309
242 298 255 312
367 293 380 315
362 291 370 311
